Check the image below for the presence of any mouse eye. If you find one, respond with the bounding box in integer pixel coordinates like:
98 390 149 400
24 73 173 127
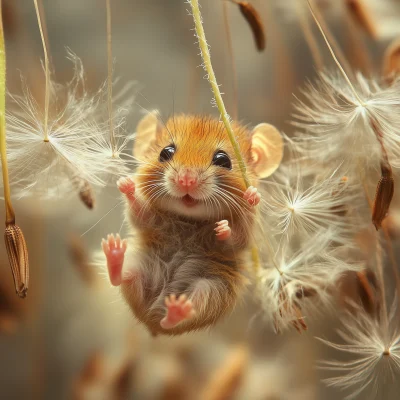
212 151 232 170
159 145 176 162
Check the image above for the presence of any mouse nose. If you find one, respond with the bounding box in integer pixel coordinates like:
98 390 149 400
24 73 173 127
177 170 198 191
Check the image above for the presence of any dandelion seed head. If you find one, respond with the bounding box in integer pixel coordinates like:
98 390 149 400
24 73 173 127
319 300 400 399
294 73 400 172
5 54 136 200
257 230 363 331
260 156 366 240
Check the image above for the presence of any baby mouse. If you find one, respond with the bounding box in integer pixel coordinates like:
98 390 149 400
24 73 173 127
101 113 283 336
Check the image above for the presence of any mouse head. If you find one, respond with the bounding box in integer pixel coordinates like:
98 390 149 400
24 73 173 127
133 112 283 219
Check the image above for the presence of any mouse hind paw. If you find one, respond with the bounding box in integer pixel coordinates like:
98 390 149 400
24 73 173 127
160 294 196 329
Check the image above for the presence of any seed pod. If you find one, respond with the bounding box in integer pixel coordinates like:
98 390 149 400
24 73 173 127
235 1 265 51
372 164 394 230
346 0 378 40
78 180 95 209
71 175 95 209
4 224 29 298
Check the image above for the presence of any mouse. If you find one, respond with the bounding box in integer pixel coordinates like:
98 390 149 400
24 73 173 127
101 113 283 336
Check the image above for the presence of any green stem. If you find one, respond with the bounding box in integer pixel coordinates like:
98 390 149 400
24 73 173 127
0 1 15 225
189 0 251 188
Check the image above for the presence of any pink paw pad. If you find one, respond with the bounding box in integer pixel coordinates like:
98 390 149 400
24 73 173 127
117 176 135 200
160 294 196 329
243 186 261 206
101 233 127 286
215 220 231 241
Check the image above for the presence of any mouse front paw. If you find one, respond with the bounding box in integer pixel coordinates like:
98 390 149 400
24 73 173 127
243 186 261 206
117 176 135 201
102 233 127 286
215 220 231 241
160 294 196 329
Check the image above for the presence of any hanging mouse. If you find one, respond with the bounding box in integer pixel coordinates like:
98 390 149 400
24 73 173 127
101 113 283 336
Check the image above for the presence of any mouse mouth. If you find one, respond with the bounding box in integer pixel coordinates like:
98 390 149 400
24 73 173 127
181 194 199 207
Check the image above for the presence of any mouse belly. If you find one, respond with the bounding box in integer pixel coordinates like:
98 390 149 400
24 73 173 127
120 247 247 336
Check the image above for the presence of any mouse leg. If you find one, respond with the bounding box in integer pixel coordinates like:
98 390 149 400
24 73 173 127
215 219 231 241
101 233 127 286
243 186 261 206
160 294 196 329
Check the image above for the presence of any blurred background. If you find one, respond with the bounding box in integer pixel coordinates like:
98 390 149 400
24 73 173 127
1 0 399 399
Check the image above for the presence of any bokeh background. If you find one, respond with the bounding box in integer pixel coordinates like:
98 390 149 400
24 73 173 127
1 0 399 399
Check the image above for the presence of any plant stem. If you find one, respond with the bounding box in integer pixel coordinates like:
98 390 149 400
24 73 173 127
296 3 324 70
306 0 364 106
189 0 251 188
222 0 238 120
106 0 116 157
33 0 50 142
0 1 15 225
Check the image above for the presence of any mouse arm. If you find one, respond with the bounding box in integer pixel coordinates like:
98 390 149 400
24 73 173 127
101 233 127 286
117 176 152 224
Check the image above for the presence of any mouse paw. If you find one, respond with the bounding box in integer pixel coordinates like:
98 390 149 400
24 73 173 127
215 220 231 241
160 294 196 329
117 176 135 201
243 186 261 206
102 233 127 286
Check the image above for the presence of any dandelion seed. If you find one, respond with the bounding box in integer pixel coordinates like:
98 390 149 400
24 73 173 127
294 73 400 171
257 229 362 331
261 160 363 239
319 300 400 399
5 54 135 201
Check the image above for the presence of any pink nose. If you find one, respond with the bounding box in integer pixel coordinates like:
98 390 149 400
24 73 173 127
177 171 198 190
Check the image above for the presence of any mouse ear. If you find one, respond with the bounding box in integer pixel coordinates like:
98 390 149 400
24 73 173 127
133 111 163 158
251 123 284 178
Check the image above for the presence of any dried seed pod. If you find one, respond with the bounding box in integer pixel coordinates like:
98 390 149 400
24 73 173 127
71 175 95 209
4 224 29 298
274 290 307 334
233 1 265 51
345 0 378 40
383 38 400 84
372 164 394 230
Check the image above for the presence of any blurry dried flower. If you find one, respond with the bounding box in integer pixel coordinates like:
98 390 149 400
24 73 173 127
201 344 249 400
68 235 97 286
383 38 400 85
345 0 378 40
